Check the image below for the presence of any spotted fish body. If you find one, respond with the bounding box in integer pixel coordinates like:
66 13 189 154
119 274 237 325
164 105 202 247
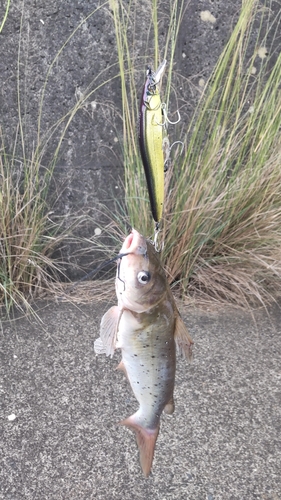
118 298 176 429
94 229 193 476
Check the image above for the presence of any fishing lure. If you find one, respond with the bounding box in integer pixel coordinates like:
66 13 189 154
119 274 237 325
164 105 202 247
138 61 181 225
138 60 167 223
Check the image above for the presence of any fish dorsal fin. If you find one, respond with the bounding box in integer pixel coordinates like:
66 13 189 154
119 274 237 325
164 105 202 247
174 313 193 360
98 305 121 357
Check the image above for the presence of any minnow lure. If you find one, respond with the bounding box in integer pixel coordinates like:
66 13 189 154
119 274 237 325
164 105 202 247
138 60 167 223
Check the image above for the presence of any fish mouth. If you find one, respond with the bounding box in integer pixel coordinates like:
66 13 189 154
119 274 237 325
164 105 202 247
122 229 147 255
123 231 134 251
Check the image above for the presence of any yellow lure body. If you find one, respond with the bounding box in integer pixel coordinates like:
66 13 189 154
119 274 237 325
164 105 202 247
139 61 167 223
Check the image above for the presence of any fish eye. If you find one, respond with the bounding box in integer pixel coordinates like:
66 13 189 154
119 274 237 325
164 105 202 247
137 271 151 284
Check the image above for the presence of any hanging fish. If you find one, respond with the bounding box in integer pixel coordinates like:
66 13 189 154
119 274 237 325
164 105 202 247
94 229 193 476
138 60 168 223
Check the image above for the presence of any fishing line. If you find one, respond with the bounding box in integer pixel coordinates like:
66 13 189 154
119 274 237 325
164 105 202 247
68 252 131 291
116 259 126 291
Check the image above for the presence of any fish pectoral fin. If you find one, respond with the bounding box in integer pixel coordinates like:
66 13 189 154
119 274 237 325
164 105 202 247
119 416 159 477
100 305 121 357
174 313 193 361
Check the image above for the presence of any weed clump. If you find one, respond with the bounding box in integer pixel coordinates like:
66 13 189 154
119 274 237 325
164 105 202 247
113 0 281 307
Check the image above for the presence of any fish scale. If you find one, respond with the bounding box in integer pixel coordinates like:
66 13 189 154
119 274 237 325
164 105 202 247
118 305 176 429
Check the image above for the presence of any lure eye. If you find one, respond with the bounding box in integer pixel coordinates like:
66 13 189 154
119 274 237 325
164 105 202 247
137 271 151 284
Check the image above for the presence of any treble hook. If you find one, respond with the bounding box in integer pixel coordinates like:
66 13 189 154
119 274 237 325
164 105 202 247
153 102 181 127
162 103 181 125
169 140 184 154
163 139 184 172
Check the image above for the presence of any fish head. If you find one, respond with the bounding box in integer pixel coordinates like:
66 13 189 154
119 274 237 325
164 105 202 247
116 229 167 313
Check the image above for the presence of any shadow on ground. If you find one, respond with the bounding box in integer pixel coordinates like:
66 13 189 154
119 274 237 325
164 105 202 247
1 300 281 499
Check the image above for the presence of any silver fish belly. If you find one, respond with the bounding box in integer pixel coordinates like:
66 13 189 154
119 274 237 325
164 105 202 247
118 300 176 429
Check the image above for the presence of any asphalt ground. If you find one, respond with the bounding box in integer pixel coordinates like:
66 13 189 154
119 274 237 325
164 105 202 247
1 300 281 499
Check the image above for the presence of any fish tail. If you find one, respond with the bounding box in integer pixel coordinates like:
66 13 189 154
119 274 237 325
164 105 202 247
119 415 160 477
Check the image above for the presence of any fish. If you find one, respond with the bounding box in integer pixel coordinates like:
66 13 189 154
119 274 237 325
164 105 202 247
138 60 168 223
94 229 193 477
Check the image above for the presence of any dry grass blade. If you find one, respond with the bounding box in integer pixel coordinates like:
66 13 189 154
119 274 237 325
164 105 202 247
0 138 72 316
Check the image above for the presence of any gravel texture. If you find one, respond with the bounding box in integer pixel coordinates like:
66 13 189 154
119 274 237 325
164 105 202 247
1 300 281 499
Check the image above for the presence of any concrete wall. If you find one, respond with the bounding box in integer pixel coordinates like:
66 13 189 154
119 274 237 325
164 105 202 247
0 0 279 277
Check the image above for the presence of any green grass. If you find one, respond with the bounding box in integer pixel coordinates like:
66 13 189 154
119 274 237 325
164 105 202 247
111 0 281 307
0 0 10 34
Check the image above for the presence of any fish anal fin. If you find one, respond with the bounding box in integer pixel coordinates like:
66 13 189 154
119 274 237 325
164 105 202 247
100 306 121 357
174 313 193 360
119 416 159 477
164 396 175 415
116 359 128 379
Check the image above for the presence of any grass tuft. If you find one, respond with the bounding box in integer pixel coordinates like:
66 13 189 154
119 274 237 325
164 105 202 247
0 130 68 316
2 0 281 312
111 0 281 307
0 2 115 316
